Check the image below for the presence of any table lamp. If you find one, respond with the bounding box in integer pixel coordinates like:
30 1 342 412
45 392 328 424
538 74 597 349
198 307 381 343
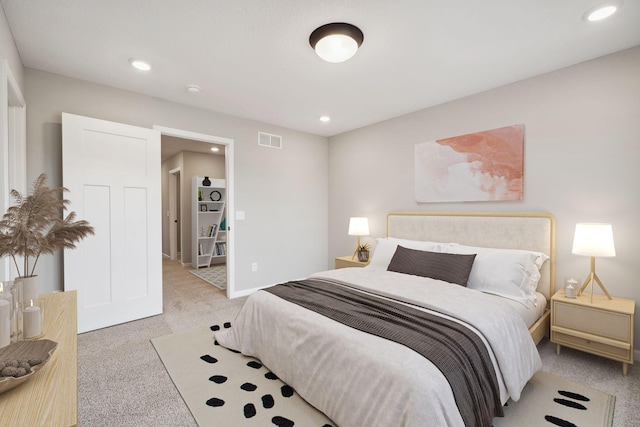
572 223 615 302
348 217 369 260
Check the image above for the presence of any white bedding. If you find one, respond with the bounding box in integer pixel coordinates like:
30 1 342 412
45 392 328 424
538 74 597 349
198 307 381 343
216 268 542 427
503 291 547 328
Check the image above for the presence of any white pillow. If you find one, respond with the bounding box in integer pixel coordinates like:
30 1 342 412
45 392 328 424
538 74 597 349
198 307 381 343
367 238 442 271
440 243 549 306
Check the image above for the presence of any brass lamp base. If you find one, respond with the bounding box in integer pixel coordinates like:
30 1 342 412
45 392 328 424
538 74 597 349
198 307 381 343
579 256 613 302
352 236 361 260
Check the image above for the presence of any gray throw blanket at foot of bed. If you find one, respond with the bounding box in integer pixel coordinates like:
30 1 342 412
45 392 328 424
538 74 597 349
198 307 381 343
265 278 504 427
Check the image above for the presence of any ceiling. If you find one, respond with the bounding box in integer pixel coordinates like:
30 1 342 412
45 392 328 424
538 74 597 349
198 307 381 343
2 1 640 137
161 135 224 161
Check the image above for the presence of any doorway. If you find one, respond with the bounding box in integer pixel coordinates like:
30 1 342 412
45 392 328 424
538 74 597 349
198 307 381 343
168 167 181 262
156 126 235 298
0 60 27 281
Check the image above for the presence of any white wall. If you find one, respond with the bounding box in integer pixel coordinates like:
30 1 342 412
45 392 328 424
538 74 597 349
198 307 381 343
24 68 329 294
0 5 23 92
0 6 25 282
329 46 640 350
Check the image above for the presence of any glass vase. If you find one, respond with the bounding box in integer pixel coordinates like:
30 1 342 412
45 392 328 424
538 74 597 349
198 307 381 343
0 280 23 348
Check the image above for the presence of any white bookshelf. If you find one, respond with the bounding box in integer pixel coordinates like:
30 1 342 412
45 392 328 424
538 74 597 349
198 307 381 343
192 176 227 268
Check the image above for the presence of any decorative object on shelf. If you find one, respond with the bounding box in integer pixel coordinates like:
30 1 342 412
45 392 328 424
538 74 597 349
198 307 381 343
0 339 57 394
309 22 364 63
572 223 615 302
348 217 369 260
563 276 579 298
220 217 226 231
0 281 23 348
200 204 208 212
23 298 43 339
202 176 211 186
0 174 95 299
356 243 370 262
17 276 38 309
210 190 222 201
0 286 10 348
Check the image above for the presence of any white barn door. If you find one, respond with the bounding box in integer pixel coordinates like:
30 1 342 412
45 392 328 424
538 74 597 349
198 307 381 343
62 113 162 333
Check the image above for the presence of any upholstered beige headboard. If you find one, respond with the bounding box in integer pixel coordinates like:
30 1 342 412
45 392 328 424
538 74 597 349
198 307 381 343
387 212 556 300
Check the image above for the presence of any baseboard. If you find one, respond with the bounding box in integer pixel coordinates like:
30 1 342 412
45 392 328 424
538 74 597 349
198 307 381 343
229 276 311 299
634 348 640 362
229 283 273 299
162 253 184 262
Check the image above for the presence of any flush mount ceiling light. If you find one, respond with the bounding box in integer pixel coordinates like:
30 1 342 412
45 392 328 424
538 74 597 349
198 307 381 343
319 115 331 122
309 23 364 63
186 84 201 94
210 147 219 152
129 58 151 71
583 1 622 21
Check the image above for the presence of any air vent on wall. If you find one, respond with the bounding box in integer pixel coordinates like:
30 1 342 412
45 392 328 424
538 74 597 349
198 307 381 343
258 132 282 149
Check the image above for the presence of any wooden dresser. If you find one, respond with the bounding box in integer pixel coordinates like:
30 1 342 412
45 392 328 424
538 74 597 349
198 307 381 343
551 289 634 375
0 291 78 426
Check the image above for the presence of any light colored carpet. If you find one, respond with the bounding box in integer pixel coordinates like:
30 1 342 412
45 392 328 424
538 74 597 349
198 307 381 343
152 324 334 427
78 260 245 427
154 322 614 427
189 265 227 290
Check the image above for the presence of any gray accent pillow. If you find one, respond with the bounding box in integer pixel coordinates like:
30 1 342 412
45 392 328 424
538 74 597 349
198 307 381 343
387 246 476 286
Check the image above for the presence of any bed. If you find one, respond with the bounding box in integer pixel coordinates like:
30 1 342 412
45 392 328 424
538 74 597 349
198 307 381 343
216 212 556 427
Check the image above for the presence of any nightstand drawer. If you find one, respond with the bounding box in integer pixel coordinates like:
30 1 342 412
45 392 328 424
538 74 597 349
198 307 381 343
554 301 630 342
551 329 632 361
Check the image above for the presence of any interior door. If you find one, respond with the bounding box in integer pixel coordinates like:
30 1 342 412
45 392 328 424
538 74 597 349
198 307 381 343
62 113 162 333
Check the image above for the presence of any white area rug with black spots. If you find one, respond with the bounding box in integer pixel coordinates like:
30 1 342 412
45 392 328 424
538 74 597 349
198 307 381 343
152 322 614 427
494 369 614 427
151 322 334 427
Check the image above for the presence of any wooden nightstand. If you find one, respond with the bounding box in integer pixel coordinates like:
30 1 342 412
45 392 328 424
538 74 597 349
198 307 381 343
551 289 635 375
334 255 370 269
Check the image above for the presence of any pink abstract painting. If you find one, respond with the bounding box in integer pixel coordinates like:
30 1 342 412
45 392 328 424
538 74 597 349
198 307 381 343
415 124 524 202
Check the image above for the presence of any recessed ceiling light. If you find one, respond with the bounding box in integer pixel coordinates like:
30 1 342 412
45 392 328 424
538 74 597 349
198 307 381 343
210 147 219 152
319 116 331 122
187 84 201 94
583 1 622 21
129 58 151 71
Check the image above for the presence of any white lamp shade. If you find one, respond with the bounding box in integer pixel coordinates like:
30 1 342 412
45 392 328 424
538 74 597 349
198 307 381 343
572 223 616 257
314 34 359 63
348 217 369 236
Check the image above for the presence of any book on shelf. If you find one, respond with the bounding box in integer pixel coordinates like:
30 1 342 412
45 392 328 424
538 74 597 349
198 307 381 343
214 242 227 256
206 224 217 237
